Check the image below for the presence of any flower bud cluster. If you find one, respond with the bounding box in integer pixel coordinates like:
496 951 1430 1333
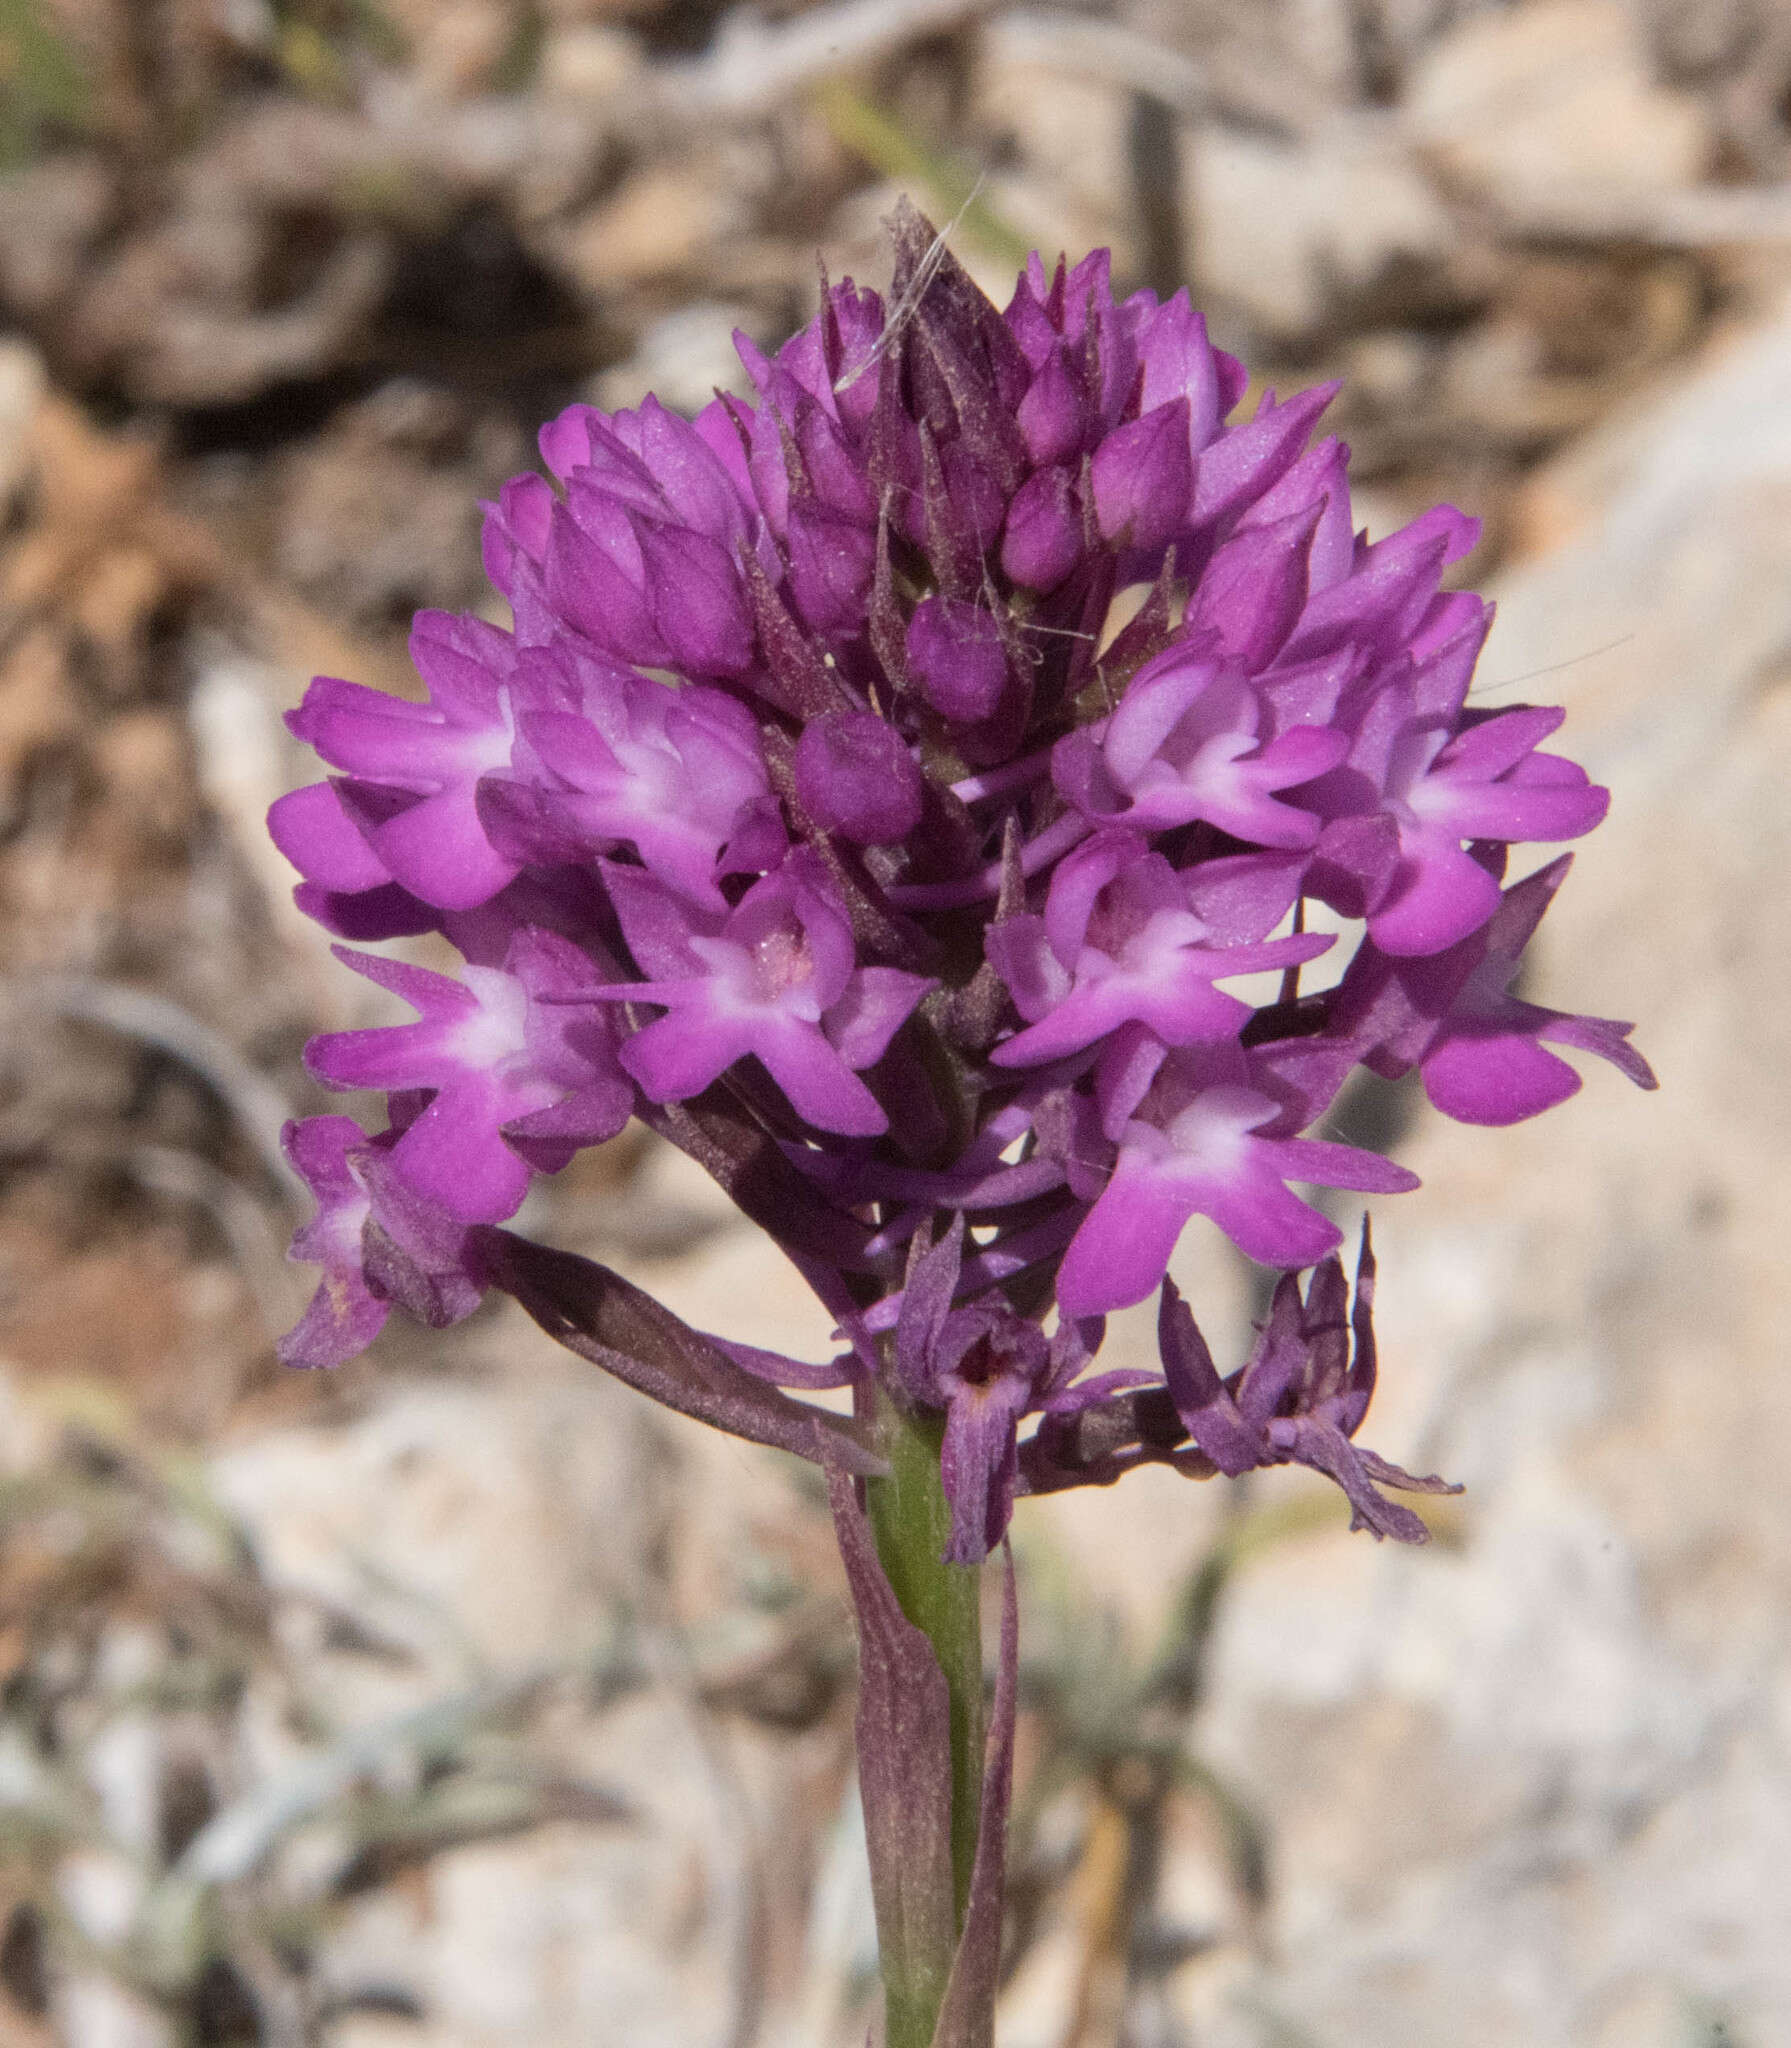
271 208 1652 1554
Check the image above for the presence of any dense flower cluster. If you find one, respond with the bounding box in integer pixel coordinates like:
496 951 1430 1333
271 207 1653 1557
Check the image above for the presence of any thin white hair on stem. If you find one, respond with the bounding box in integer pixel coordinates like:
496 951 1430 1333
1015 620 1099 642
1468 632 1636 698
834 176 990 397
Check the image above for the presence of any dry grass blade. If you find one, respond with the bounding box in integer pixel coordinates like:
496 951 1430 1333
986 10 1321 137
17 976 299 1199
660 0 996 120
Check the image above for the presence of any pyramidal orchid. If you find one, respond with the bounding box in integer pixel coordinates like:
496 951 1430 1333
270 206 1653 2047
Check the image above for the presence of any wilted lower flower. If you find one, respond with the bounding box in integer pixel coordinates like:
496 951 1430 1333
270 204 1655 2047
1158 1222 1457 1544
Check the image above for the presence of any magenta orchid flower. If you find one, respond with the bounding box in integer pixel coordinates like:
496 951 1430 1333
271 201 1649 1569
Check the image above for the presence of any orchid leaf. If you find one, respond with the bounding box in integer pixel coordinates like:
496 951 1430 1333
476 1230 884 1475
827 1466 959 2046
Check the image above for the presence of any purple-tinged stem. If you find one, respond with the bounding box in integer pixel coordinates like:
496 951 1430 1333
863 1385 986 2043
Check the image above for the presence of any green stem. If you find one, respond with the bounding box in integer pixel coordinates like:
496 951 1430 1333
864 1392 985 2044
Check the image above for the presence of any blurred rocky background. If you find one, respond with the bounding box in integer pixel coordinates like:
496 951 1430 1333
1 0 1788 2042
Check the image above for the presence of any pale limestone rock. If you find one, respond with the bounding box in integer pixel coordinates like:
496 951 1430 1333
537 22 641 103
1183 120 1455 336
1165 291 1791 2047
0 337 44 507
208 1360 663 1687
973 52 1137 274
593 302 760 417
548 165 745 294
209 1355 784 2044
1405 0 1711 207
51 1977 175 2048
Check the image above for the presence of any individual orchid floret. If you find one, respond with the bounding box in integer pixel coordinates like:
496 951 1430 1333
793 712 924 845
1053 647 1350 849
480 471 555 608
284 611 524 912
905 596 1011 726
1184 504 1325 670
1090 399 1192 555
481 644 784 909
1275 503 1479 670
279 1115 487 1367
1000 464 1084 592
267 780 444 942
1371 703 1608 957
1229 435 1357 595
1134 291 1239 453
540 394 753 551
277 1116 390 1368
304 930 633 1223
535 465 758 677
1158 1225 1459 1541
1014 344 1094 466
1056 1037 1419 1316
767 500 870 638
987 829 1333 1068
1330 854 1657 1124
892 1218 1141 1563
600 849 932 1138
1304 632 1610 957
267 780 392 900
1187 381 1339 530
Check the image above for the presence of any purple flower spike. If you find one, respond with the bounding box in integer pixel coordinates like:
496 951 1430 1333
1159 1225 1459 1541
1054 648 1350 848
274 202 1645 1605
602 850 931 1137
988 829 1332 1067
277 1116 389 1368
305 931 632 1223
1056 1041 1418 1315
